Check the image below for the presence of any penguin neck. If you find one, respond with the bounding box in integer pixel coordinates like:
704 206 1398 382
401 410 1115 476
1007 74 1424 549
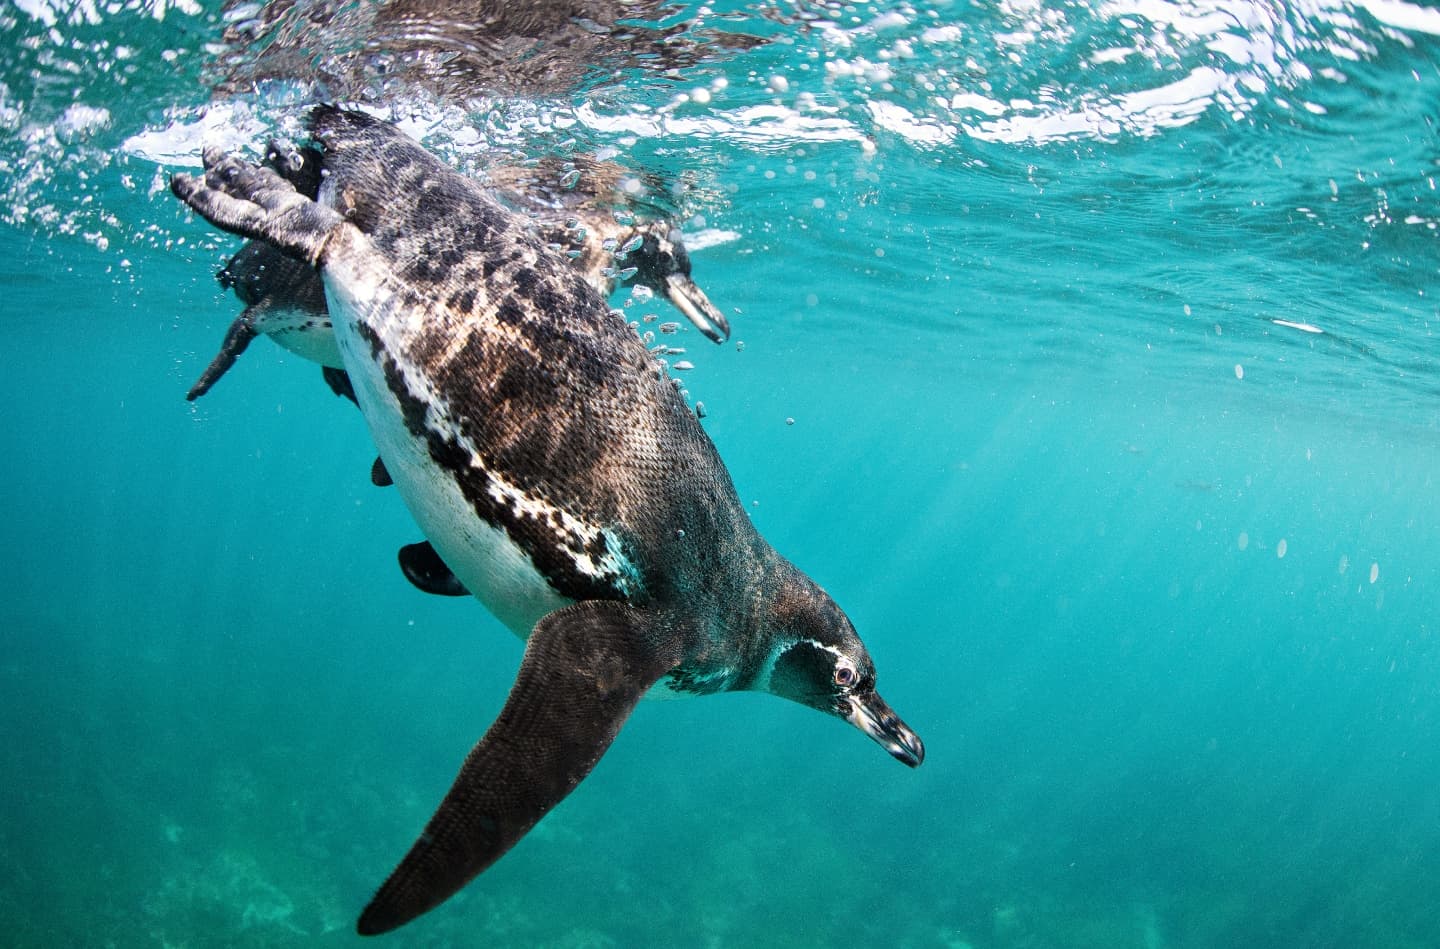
729 553 822 691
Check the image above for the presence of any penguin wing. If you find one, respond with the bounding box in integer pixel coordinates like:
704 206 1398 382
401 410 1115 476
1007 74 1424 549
171 148 345 268
397 541 469 597
357 599 682 935
186 313 257 401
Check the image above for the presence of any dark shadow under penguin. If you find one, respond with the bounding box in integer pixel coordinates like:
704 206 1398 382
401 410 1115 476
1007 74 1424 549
170 106 922 936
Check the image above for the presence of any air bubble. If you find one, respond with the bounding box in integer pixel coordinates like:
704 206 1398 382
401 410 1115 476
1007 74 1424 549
673 361 695 371
559 169 581 189
659 321 681 334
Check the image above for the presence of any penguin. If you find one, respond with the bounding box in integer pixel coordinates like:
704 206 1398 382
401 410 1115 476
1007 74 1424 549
482 154 730 343
184 227 334 401
184 146 333 401
170 106 922 936
187 143 728 600
185 144 727 400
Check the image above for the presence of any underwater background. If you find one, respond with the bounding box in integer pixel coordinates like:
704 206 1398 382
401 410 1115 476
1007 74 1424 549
4 0 1440 946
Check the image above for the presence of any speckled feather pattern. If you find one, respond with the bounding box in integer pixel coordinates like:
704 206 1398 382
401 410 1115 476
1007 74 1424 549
188 138 725 400
306 109 758 640
168 106 919 935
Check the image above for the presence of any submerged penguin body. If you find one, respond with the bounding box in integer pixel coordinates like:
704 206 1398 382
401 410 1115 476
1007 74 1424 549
186 143 727 400
170 106 921 935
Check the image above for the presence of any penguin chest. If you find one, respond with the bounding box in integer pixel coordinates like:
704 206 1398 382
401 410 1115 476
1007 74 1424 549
254 304 343 369
320 261 640 638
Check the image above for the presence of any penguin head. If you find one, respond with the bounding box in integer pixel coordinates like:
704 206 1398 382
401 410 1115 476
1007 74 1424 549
621 223 731 344
623 223 692 284
761 571 924 768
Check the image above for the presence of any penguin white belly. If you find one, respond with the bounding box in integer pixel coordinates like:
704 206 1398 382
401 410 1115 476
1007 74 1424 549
323 269 572 639
259 307 344 368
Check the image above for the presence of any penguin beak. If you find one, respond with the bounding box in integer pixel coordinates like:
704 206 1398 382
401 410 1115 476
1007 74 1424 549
664 273 731 344
845 692 925 768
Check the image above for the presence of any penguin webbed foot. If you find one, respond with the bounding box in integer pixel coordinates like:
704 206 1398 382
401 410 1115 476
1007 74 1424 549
356 601 681 935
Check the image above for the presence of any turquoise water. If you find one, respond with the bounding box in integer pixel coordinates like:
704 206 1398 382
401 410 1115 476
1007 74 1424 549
5 1 1440 946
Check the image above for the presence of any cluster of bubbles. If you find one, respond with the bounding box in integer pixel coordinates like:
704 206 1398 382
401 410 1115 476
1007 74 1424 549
5 0 1437 307
566 0 1436 154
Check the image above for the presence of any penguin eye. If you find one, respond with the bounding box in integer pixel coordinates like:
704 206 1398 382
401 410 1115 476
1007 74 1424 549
833 664 856 688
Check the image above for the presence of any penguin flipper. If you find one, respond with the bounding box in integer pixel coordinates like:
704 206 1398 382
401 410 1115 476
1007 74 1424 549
186 313 257 400
397 541 468 597
170 149 343 266
356 600 681 935
370 456 393 487
322 366 358 405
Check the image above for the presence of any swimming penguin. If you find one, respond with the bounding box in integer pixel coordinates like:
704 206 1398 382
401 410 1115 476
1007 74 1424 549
170 106 922 935
185 143 727 400
483 154 730 343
